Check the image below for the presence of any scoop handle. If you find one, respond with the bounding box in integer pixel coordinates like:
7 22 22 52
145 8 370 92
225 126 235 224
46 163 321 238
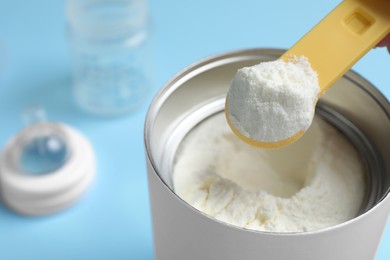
281 0 390 97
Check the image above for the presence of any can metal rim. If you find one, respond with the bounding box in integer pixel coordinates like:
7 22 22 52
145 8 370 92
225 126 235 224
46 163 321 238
144 48 390 236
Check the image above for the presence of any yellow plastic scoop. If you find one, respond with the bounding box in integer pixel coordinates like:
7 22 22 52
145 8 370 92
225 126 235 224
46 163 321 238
226 0 390 149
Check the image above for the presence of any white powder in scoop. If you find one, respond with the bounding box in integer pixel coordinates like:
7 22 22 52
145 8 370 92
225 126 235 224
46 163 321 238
227 56 320 142
173 113 365 232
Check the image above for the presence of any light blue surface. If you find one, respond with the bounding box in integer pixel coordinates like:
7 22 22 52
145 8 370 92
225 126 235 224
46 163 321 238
0 0 389 259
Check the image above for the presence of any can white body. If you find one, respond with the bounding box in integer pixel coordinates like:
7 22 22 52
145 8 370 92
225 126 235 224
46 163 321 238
144 49 390 260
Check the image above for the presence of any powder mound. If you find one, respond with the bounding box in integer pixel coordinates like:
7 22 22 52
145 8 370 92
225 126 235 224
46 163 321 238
173 113 365 233
227 56 320 142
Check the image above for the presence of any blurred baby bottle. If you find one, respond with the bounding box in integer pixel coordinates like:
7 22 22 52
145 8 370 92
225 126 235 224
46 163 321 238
66 0 152 115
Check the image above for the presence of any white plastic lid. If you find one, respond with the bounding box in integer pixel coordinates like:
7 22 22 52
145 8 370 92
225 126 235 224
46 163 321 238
0 122 95 216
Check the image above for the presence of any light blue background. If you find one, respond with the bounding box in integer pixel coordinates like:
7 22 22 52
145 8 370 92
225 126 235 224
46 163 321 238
0 0 389 259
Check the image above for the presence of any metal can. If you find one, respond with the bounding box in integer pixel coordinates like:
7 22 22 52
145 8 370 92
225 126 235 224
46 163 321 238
144 49 390 260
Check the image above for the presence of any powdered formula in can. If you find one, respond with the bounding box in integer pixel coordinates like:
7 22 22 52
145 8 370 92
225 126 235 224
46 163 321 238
144 49 390 260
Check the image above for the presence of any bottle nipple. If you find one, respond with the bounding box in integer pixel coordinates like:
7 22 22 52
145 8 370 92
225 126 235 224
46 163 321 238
20 105 70 175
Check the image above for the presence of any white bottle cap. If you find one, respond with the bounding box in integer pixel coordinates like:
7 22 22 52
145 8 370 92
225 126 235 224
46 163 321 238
0 122 95 216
